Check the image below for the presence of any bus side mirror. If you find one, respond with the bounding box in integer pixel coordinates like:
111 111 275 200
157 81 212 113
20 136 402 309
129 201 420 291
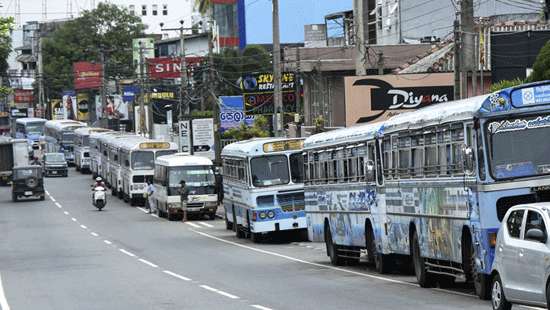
365 160 375 182
462 145 474 175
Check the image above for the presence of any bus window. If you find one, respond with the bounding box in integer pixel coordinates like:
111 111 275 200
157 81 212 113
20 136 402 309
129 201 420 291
290 152 304 184
251 155 289 187
132 151 154 170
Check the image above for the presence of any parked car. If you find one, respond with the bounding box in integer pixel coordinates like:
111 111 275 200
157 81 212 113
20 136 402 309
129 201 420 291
43 152 68 177
491 203 550 310
12 165 45 202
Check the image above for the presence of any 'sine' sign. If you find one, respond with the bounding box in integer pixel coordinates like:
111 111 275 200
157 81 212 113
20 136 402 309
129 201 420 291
147 57 203 79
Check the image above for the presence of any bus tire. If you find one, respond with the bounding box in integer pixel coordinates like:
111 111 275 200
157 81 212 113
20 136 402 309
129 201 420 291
463 233 491 299
118 191 123 199
251 232 262 243
324 224 344 266
236 225 245 238
412 231 435 288
76 165 80 172
366 222 392 273
225 211 233 230
232 206 237 232
130 198 135 206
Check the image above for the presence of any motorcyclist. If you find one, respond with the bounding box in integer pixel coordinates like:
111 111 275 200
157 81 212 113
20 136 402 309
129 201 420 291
93 177 106 189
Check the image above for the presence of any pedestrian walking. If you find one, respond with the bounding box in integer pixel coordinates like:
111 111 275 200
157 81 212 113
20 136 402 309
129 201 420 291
179 180 189 222
146 180 156 214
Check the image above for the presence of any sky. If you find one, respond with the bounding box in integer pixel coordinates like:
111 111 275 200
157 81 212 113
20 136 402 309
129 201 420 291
4 0 352 44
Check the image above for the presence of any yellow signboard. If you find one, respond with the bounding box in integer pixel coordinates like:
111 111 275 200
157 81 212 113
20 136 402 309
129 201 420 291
263 140 304 153
139 142 170 150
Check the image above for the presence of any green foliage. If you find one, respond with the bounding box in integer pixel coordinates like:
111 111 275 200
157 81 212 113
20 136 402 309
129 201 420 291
191 110 213 118
490 78 525 93
222 115 270 140
212 45 272 96
528 40 550 83
194 0 211 14
0 17 14 78
42 3 145 97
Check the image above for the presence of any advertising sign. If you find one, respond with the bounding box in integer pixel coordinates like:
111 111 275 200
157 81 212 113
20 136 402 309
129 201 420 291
511 84 550 108
62 90 77 120
344 73 454 126
122 85 139 102
14 89 33 105
147 57 203 79
192 118 215 160
50 99 64 120
73 62 102 90
134 105 150 136
178 120 190 153
219 96 254 132
241 72 297 115
76 93 90 121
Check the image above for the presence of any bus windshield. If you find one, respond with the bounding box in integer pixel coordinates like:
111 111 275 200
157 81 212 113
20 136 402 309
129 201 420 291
168 166 215 195
250 155 289 187
62 132 75 143
26 122 44 135
132 151 155 170
290 152 304 183
487 114 550 179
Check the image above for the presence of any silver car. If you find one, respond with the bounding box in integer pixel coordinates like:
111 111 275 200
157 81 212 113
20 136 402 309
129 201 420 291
491 203 550 310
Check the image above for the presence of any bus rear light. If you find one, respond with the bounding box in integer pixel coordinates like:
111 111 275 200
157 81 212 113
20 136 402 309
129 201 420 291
488 232 497 248
252 212 257 221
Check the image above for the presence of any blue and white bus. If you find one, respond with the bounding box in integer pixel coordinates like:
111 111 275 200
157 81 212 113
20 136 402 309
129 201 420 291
44 120 86 165
14 117 46 142
304 80 550 299
222 138 306 242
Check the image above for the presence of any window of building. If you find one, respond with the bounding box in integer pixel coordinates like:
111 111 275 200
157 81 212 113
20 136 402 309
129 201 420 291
141 5 147 16
129 4 135 15
162 4 168 15
152 4 158 16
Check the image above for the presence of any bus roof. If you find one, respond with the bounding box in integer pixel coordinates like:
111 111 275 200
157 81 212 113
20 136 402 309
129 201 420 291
222 137 305 157
44 120 87 131
89 131 121 140
74 127 112 137
116 137 177 152
15 117 47 124
304 121 384 150
156 153 213 167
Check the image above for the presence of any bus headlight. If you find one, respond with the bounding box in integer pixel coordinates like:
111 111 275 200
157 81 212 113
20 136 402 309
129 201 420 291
267 210 275 219
259 211 267 220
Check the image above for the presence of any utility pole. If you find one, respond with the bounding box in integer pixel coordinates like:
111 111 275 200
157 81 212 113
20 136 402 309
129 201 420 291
294 47 302 137
461 0 475 99
138 41 146 135
353 0 368 75
272 0 283 137
100 49 107 127
161 21 194 154
453 11 461 100
377 51 384 75
36 33 45 118
208 18 222 165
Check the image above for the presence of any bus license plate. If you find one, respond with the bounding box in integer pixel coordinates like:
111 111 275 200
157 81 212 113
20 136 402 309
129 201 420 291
24 191 32 196
188 207 201 212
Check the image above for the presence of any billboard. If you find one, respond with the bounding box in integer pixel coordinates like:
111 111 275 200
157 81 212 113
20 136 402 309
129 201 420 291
50 99 64 120
76 93 90 121
219 96 254 132
192 118 215 160
241 72 297 115
147 57 203 79
62 90 77 120
73 62 102 90
344 73 455 126
14 89 33 107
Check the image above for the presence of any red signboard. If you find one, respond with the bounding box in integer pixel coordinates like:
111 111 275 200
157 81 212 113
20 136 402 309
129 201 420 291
147 57 203 79
73 61 102 90
14 89 33 103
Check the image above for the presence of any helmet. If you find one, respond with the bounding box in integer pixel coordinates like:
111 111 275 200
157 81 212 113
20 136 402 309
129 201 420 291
95 177 103 182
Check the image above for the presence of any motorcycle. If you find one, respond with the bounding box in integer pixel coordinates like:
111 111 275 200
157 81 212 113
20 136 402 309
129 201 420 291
92 185 107 211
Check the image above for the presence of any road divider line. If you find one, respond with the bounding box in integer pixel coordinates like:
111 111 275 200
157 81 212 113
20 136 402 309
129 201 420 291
119 249 136 257
80 225 87 229
50 197 56 202
54 202 62 208
71 217 77 222
198 222 214 228
137 207 148 214
45 190 49 195
138 258 158 268
104 240 112 245
0 273 11 310
191 230 416 287
162 270 191 281
90 232 99 237
151 214 159 218
199 285 239 299
63 211 69 215
185 222 201 228
251 305 272 310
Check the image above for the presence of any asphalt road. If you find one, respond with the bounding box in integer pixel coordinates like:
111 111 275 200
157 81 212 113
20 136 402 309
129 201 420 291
0 168 529 310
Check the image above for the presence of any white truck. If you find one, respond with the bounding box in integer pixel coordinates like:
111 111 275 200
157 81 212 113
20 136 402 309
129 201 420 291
0 137 30 185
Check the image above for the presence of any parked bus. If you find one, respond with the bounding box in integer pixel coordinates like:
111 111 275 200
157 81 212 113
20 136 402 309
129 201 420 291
89 131 119 179
96 132 137 186
14 117 47 142
304 80 550 299
107 135 146 200
44 120 86 165
119 139 178 206
74 127 112 173
221 138 306 242
153 154 217 220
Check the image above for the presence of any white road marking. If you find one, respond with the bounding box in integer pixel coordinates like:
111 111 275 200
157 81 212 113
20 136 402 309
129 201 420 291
163 270 191 281
54 202 62 208
199 285 239 299
63 211 69 215
45 190 49 195
138 258 158 268
50 197 56 202
119 249 136 257
198 222 214 228
90 232 99 237
80 225 87 229
520 307 546 310
185 222 201 228
151 214 159 218
0 273 11 310
137 207 148 213
71 217 77 222
251 305 272 310
103 240 112 245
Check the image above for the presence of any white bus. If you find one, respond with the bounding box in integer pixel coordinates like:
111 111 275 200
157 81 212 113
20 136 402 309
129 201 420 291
89 131 119 179
74 127 112 173
221 138 306 242
44 120 86 165
119 139 178 206
107 135 145 198
153 154 218 220
14 117 47 143
97 133 140 188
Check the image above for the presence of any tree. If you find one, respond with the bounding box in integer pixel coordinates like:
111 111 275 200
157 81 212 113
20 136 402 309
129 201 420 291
194 0 211 15
528 40 550 83
42 3 145 97
490 78 525 92
0 17 14 98
222 116 270 140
